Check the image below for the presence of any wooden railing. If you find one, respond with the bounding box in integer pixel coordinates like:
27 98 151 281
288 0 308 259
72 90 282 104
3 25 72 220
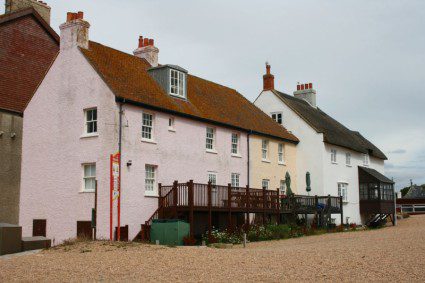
280 195 343 214
158 181 280 211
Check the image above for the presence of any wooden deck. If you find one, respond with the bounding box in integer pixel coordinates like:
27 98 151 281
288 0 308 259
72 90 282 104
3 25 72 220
141 181 343 239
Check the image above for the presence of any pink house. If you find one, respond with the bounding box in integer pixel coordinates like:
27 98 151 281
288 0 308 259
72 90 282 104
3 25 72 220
19 12 297 243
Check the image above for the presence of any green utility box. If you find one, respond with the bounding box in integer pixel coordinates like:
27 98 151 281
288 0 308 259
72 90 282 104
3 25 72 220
150 219 190 246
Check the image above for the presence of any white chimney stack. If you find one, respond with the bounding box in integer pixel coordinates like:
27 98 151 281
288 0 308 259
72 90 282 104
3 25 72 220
294 83 317 108
59 11 90 51
133 36 159 67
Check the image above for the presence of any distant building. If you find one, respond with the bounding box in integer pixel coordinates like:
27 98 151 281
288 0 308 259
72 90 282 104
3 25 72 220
254 64 394 225
0 1 58 224
397 185 425 214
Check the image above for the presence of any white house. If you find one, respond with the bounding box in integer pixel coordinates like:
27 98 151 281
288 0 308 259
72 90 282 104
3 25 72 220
255 64 392 225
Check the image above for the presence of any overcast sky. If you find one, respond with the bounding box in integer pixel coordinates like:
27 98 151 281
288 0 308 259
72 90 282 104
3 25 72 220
4 0 424 189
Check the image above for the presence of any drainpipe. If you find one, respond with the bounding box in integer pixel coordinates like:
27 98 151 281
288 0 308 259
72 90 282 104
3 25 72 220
247 130 252 187
117 101 124 240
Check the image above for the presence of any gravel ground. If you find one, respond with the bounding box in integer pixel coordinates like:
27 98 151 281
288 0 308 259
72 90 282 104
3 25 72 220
1 215 425 282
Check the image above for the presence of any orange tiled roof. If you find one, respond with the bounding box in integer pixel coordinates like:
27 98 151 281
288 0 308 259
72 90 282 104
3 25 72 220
80 41 298 142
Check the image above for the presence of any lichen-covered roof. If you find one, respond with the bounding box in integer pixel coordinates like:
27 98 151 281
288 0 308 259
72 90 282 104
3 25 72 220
80 41 298 142
273 90 386 159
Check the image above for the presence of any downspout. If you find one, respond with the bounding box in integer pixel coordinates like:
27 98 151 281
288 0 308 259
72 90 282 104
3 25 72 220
117 101 124 240
247 130 252 187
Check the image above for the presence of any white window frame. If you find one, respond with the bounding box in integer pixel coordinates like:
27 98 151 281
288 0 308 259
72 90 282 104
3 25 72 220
231 133 239 155
345 152 351 166
278 143 285 164
206 127 216 152
169 69 185 98
262 179 270 190
279 180 286 195
331 149 337 164
271 112 283 125
363 153 370 166
208 172 217 192
168 117 175 132
231 173 240 188
338 182 348 202
141 112 154 141
84 108 97 136
82 163 96 192
145 164 157 196
262 140 269 161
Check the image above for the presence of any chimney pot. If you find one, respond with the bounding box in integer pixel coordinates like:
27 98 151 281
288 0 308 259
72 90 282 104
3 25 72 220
304 83 308 89
77 11 84 19
294 81 317 107
309 83 312 89
60 11 90 50
262 63 275 91
138 36 144 47
143 38 149 46
301 84 304 90
297 84 300 91
149 39 154 46
133 35 160 67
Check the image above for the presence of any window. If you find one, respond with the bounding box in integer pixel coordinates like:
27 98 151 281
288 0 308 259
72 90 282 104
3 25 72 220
278 143 285 164
363 153 369 166
279 180 286 195
262 179 270 190
331 149 337 163
271 112 282 124
346 153 351 166
142 113 154 140
85 108 97 134
170 69 185 97
168 117 175 131
231 173 240 187
145 165 156 195
338 183 348 202
208 172 217 190
206 127 215 150
83 164 96 192
231 133 239 155
262 140 269 160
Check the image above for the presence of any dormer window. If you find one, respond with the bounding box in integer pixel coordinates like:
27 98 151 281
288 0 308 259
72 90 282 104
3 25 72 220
170 69 185 97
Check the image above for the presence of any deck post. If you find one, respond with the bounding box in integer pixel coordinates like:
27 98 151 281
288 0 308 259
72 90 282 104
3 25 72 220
173 180 178 218
245 185 250 232
340 195 343 226
207 181 212 240
314 195 318 226
276 188 280 224
227 183 232 232
188 180 194 237
262 187 266 226
158 183 162 218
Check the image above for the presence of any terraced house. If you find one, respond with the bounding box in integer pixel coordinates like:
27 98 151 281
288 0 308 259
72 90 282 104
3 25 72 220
0 0 58 224
19 12 298 243
255 65 395 225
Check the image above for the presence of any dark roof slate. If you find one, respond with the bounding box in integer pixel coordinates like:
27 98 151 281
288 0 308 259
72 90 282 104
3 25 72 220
272 90 387 159
80 41 298 142
404 185 425 199
359 166 394 184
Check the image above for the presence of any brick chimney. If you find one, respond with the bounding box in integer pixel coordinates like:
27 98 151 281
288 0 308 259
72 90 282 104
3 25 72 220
263 62 274 91
133 36 159 67
294 82 317 107
5 0 51 24
59 11 90 51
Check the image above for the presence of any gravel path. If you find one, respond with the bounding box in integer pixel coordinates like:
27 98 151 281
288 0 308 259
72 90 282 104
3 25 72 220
1 215 425 282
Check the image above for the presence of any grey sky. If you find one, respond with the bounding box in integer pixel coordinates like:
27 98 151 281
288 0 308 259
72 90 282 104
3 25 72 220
4 0 424 189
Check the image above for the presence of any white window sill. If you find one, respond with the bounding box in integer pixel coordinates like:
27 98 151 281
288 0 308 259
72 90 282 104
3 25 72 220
231 153 242 158
206 149 218 154
342 200 349 204
145 192 159 198
141 139 157 144
278 162 286 166
79 190 95 194
346 164 352 167
331 162 338 165
80 133 99 139
363 164 369 167
168 128 176 132
262 159 271 163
